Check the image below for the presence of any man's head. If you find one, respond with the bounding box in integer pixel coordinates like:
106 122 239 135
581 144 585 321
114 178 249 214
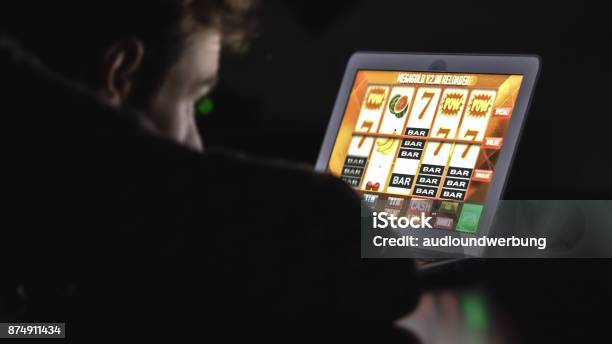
3 0 255 150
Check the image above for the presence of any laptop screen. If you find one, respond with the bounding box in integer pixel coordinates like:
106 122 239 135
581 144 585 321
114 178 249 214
327 70 523 234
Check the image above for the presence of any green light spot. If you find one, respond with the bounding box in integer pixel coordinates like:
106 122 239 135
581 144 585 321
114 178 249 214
196 97 214 116
462 292 488 334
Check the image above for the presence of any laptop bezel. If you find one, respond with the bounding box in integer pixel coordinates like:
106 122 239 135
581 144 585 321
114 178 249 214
315 52 540 258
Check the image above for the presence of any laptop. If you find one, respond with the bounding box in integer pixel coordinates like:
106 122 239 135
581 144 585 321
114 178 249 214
315 52 540 264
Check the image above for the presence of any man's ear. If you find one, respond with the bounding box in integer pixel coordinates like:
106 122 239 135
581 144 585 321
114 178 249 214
100 37 144 105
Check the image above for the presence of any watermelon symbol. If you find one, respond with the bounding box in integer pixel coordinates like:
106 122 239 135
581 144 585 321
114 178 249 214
389 95 408 118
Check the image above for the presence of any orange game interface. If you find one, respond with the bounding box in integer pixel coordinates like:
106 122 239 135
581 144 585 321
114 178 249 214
327 70 523 233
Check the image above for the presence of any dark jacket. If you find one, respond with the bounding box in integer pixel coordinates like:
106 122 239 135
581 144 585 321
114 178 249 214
0 35 418 342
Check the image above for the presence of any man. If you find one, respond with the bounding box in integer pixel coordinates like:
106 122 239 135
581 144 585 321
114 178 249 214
0 1 418 342
4 0 253 151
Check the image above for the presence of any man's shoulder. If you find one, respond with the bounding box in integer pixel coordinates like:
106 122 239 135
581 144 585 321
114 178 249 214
196 149 360 204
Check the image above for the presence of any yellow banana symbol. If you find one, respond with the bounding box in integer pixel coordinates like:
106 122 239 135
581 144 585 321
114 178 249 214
376 138 395 155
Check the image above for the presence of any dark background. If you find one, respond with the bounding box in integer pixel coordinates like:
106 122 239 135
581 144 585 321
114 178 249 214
201 0 611 198
0 2 610 342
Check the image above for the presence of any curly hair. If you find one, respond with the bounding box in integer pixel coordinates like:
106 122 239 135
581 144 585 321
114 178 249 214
187 0 257 52
1 0 256 95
